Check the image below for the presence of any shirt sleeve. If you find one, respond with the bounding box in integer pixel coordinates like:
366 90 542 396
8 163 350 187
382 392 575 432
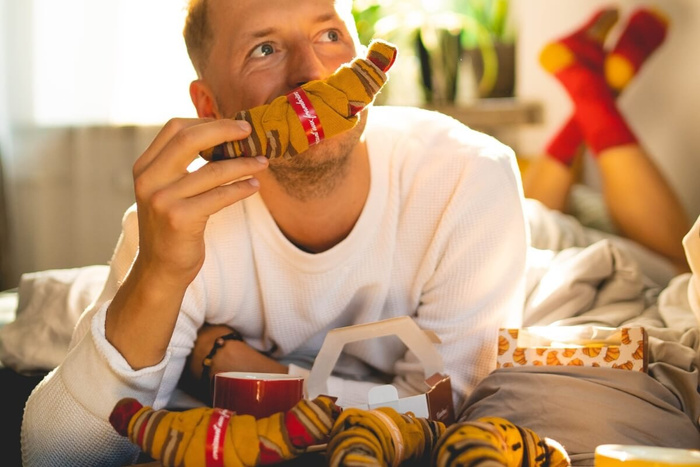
21 204 190 466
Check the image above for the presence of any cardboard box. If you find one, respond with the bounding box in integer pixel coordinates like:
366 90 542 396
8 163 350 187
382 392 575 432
497 326 648 372
306 316 455 425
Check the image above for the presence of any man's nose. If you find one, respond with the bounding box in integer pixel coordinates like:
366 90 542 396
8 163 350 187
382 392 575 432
286 44 329 88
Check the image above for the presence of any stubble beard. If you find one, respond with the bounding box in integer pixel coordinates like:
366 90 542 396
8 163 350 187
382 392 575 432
266 114 367 202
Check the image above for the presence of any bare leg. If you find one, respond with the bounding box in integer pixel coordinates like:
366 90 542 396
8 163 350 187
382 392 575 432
522 147 581 212
531 7 690 272
597 144 690 272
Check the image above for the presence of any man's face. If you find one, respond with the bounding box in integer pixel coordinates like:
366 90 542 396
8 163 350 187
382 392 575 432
203 0 360 118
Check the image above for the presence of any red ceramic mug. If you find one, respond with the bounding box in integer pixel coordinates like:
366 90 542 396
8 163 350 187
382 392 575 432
213 371 305 419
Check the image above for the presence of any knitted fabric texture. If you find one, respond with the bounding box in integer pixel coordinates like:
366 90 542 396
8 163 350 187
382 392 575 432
325 406 445 466
433 416 571 467
109 395 341 466
200 39 397 161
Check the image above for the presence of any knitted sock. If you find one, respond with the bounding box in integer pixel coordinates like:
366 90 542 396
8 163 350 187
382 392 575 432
325 406 445 466
545 8 669 166
433 417 571 467
109 395 342 466
540 8 617 164
544 117 586 167
605 8 669 92
200 39 397 161
541 8 638 156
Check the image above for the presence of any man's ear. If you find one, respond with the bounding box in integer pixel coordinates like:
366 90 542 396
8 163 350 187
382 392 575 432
189 80 220 118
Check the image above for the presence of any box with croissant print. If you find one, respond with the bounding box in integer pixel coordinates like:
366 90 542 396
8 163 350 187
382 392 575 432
497 326 648 372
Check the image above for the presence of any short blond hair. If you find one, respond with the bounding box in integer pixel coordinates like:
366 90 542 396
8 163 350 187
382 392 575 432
183 0 212 77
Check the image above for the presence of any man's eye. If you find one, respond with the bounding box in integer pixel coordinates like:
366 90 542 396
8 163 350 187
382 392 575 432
251 43 274 58
321 30 340 42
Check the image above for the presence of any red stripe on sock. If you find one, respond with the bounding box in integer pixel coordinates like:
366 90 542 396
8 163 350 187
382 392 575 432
287 88 325 147
206 409 233 466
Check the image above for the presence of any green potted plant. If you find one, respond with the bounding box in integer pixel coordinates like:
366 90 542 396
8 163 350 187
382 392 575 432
352 0 515 101
456 0 515 98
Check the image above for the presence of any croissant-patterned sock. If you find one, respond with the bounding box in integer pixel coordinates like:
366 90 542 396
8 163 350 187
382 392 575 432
109 395 342 466
545 8 669 166
200 39 397 161
325 406 445 466
433 416 571 467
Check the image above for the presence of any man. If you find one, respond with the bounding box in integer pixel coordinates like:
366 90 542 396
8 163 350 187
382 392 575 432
21 0 527 465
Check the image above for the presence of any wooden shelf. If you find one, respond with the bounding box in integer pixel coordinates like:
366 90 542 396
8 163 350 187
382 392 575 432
423 98 543 130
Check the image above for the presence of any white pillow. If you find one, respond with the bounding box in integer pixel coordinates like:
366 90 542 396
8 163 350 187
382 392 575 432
0 265 109 373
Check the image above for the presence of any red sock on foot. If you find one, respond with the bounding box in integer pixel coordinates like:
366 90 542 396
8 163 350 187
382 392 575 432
543 8 668 165
544 117 584 166
541 8 637 156
540 8 618 76
605 8 669 92
540 8 618 164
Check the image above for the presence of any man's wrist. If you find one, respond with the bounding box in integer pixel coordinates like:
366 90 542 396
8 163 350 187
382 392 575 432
201 329 244 388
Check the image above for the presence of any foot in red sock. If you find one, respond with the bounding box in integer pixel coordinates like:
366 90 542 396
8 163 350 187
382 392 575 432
540 8 637 156
540 8 618 76
543 8 669 166
540 8 618 165
606 8 669 92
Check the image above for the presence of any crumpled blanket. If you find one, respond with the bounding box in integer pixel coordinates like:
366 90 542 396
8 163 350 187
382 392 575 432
0 265 109 373
461 237 700 466
524 238 699 378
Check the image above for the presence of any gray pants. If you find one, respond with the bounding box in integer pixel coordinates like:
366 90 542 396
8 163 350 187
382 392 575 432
459 366 700 466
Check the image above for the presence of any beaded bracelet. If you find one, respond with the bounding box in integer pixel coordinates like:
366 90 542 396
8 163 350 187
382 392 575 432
201 329 244 395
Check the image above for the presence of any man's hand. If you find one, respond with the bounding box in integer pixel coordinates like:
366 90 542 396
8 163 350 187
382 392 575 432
106 118 269 369
132 118 268 288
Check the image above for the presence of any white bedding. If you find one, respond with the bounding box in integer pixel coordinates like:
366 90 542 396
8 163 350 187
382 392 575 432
0 265 108 373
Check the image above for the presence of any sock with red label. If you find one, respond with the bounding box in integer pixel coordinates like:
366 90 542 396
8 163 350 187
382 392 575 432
200 39 397 161
110 395 342 466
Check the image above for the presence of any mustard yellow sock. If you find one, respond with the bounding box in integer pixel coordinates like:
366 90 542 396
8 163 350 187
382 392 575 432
325 406 445 466
109 395 342 466
200 39 397 161
433 416 571 467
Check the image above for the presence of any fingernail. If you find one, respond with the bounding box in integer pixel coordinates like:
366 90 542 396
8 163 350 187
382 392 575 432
237 120 251 131
255 156 268 164
247 177 260 187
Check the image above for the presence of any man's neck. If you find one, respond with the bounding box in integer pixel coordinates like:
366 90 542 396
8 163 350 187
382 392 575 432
257 140 370 253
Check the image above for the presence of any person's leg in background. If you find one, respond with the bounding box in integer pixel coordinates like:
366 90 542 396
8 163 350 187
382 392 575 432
525 7 690 272
523 8 619 213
